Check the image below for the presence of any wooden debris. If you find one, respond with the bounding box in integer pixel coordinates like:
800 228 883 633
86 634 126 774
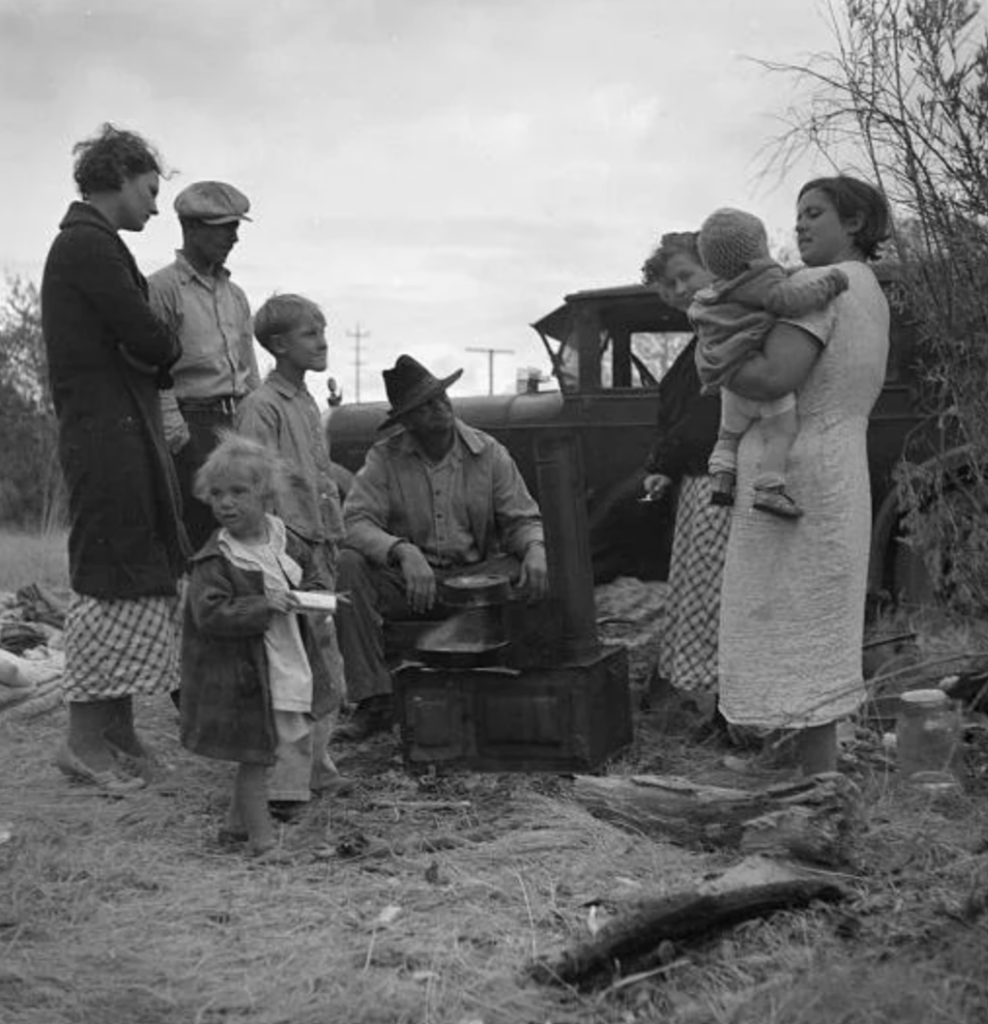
15 583 68 629
0 621 48 655
570 772 859 866
532 855 847 989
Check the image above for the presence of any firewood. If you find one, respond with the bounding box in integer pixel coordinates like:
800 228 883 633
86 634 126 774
570 772 859 866
532 856 847 989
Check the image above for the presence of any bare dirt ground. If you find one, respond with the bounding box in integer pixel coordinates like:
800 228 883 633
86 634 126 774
1 578 987 1024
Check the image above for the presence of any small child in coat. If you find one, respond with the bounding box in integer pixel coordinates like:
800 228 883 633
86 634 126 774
180 433 340 858
691 207 849 518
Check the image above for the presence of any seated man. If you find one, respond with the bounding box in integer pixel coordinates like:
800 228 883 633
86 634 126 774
335 355 549 740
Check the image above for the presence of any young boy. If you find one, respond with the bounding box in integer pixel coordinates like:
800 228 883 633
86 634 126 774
235 293 351 818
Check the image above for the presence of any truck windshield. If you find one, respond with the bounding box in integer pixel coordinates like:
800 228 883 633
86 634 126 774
556 330 692 391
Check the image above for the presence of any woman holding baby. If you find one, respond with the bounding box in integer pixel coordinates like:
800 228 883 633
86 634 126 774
717 175 892 775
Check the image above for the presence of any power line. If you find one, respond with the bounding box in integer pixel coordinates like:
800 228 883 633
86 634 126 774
466 346 515 396
347 323 370 403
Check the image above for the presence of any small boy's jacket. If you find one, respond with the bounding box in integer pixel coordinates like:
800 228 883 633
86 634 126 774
180 527 335 765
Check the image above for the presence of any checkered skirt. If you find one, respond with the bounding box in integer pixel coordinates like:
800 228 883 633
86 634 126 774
63 594 180 702
656 475 731 704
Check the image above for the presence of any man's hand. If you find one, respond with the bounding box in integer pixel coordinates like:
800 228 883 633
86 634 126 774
396 543 437 614
642 473 673 501
518 543 549 601
167 421 191 455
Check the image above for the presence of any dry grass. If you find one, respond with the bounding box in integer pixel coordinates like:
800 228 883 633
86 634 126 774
1 562 987 1023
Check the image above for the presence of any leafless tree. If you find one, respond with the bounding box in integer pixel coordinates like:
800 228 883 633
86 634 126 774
759 0 988 608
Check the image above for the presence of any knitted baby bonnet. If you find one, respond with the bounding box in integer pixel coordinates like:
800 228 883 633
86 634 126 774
698 208 770 281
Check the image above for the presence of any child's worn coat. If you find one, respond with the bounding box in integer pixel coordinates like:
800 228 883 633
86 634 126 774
180 528 335 765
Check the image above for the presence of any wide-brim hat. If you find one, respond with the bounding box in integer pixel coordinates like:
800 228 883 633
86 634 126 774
378 355 463 430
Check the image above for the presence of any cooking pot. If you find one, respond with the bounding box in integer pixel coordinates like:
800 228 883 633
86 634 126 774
439 573 511 609
414 603 508 669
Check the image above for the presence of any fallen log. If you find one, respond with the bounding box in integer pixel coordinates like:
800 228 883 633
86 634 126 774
532 856 847 989
571 772 859 866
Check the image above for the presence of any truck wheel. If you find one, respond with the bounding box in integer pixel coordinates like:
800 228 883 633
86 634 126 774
882 480 988 613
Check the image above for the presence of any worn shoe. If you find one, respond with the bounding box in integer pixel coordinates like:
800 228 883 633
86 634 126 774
104 736 174 784
333 700 393 742
217 826 250 847
312 773 356 798
710 472 736 507
55 743 146 794
752 485 804 519
269 800 309 823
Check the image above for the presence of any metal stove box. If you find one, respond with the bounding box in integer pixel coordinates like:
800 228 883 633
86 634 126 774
392 645 631 772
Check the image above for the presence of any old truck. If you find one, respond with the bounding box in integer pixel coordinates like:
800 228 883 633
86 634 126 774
327 268 956 606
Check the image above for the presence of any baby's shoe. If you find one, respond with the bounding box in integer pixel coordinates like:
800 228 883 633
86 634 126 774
710 471 736 507
752 485 803 519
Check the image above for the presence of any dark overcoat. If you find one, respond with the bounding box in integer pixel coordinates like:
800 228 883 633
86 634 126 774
41 201 188 598
180 530 336 765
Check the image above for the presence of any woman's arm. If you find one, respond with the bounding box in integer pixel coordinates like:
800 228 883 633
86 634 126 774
728 322 822 402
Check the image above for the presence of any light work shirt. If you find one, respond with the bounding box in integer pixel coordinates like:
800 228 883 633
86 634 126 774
343 419 544 568
148 251 259 448
235 371 344 548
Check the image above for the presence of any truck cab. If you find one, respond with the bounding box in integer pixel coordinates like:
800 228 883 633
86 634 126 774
328 268 947 596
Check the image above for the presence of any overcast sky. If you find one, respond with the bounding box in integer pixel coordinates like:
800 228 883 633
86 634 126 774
1 0 857 403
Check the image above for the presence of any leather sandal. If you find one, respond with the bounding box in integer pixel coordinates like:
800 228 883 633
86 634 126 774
55 743 146 794
752 486 804 519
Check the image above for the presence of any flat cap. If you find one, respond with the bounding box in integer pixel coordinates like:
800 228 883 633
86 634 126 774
173 181 252 225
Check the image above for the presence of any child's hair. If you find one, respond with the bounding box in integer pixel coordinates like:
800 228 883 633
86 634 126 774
253 293 325 354
640 231 702 285
697 208 771 281
72 123 166 197
193 431 285 505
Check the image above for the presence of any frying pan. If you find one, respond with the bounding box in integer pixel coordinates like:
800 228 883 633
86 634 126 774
413 640 510 669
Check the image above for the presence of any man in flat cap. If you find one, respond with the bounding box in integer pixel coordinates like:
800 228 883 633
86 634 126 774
335 355 549 740
148 180 259 552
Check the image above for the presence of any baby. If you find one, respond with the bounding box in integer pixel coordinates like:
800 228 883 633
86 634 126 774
691 207 848 518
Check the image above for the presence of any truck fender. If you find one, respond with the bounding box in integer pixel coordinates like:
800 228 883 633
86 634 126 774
868 444 977 600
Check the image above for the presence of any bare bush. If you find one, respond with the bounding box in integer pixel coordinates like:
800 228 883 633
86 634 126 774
0 277 62 529
762 0 988 611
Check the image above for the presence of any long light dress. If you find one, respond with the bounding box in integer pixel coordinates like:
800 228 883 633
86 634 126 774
718 261 889 729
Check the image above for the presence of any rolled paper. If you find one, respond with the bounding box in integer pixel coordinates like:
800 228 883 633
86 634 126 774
290 591 338 614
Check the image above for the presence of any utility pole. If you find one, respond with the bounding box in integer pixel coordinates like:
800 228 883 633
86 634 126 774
466 346 515 396
347 323 369 403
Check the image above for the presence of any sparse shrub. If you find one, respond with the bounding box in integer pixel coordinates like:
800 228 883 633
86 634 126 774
0 276 62 529
765 0 988 613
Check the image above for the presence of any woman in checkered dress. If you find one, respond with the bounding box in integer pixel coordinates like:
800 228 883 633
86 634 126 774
41 125 188 791
640 232 731 725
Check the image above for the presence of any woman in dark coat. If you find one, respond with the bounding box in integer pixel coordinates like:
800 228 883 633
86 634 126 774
639 232 730 729
41 123 188 791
